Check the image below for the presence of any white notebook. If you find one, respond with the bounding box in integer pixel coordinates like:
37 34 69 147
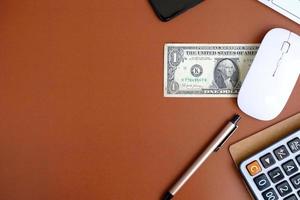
258 0 300 25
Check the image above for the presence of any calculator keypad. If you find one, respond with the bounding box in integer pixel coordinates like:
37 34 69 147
247 161 262 176
275 146 290 161
296 156 300 165
284 194 297 200
282 160 298 176
255 174 271 191
288 138 300 153
261 153 276 168
240 130 300 200
276 181 292 197
290 174 300 189
269 167 285 183
262 188 279 200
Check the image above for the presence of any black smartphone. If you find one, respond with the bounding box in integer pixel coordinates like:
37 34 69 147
149 0 204 22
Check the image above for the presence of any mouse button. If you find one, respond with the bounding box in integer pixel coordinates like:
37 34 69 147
281 41 290 53
288 33 300 53
258 41 283 61
266 28 289 40
282 41 300 75
290 31 300 43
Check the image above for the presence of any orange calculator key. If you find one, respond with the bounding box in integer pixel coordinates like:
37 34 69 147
246 161 262 176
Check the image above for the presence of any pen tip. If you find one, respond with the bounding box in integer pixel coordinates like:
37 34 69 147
231 114 241 124
162 192 173 200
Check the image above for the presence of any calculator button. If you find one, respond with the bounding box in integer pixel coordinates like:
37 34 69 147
284 194 298 200
274 145 290 161
247 161 262 176
268 167 284 183
288 138 300 153
290 173 300 189
296 156 300 165
262 188 279 200
260 153 276 168
276 181 292 197
254 174 271 191
282 160 298 176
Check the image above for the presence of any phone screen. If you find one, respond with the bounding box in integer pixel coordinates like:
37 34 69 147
149 0 204 21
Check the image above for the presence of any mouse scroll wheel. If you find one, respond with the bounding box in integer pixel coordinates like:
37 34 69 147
281 41 290 53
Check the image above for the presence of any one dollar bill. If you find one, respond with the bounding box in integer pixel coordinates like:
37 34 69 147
164 44 259 97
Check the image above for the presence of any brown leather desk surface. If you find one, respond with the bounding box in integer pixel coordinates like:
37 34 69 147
0 0 299 199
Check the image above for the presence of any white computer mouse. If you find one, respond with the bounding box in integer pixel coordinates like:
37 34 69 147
238 28 300 121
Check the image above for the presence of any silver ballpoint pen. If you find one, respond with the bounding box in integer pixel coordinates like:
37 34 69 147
163 114 241 200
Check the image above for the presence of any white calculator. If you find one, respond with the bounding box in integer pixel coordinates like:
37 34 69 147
240 130 300 200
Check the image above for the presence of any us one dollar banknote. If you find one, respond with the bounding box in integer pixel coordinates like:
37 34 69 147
164 44 260 97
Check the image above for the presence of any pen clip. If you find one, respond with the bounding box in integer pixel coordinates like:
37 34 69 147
214 125 238 152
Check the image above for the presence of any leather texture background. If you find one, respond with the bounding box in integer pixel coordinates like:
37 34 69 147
0 0 299 199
